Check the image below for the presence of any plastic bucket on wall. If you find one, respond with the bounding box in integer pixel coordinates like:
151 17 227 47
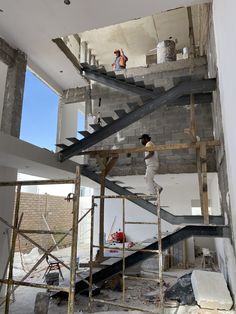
157 40 176 64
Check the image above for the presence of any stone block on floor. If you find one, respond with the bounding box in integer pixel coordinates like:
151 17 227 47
191 270 233 310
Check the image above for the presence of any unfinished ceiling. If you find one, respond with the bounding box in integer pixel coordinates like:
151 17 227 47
0 0 211 93
79 5 203 68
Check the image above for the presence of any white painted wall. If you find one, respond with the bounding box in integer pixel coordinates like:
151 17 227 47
0 62 8 129
91 173 216 263
57 101 85 164
212 0 236 299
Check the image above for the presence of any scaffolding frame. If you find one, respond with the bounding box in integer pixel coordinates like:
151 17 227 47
89 191 164 314
0 166 81 314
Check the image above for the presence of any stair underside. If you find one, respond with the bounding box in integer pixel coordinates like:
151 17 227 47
59 78 216 161
54 224 229 298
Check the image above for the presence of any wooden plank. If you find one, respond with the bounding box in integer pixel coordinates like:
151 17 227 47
78 140 220 157
196 148 204 215
200 143 209 224
99 167 106 260
190 94 197 140
105 157 118 176
98 157 118 260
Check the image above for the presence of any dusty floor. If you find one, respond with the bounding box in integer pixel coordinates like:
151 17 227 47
0 246 235 314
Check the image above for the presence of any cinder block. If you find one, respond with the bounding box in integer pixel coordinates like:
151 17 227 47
191 270 233 310
34 292 50 314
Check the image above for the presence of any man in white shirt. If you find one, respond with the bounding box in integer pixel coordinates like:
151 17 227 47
139 134 163 195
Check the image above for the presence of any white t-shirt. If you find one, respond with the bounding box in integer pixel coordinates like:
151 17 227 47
145 141 159 168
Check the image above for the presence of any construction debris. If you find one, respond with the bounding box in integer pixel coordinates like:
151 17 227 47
34 292 50 314
165 273 196 305
102 274 123 291
191 270 233 310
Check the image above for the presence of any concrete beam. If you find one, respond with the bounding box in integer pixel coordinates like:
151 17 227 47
1 50 27 137
52 38 82 74
0 37 15 66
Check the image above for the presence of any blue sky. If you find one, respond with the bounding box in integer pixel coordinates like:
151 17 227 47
20 70 59 151
20 69 85 150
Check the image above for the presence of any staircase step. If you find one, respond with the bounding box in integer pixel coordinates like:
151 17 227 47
173 75 192 85
102 116 115 125
89 124 102 131
145 84 155 91
97 67 107 74
122 186 135 190
135 81 145 88
153 87 165 95
116 74 126 81
56 143 68 149
126 77 135 84
106 71 116 78
140 95 152 102
66 137 79 144
78 130 91 138
114 109 127 118
127 102 139 111
110 180 124 184
80 62 89 68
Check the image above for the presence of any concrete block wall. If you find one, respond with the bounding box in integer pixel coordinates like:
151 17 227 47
15 193 73 253
85 57 216 176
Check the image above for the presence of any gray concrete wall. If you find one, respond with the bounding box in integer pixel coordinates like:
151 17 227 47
62 57 216 175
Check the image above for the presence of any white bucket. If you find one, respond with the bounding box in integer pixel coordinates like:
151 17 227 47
157 40 176 64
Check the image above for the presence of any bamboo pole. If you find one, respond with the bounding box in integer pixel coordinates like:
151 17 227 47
0 279 69 292
76 140 220 157
157 189 164 313
68 166 81 314
89 197 95 312
91 298 157 314
0 216 70 271
0 206 93 306
122 197 125 303
5 185 21 314
99 166 106 260
200 143 209 224
0 179 75 187
92 245 159 253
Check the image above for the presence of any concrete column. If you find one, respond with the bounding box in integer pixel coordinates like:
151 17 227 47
95 59 99 67
0 40 26 296
1 50 27 137
56 97 64 153
90 55 96 66
80 42 87 64
88 49 92 65
0 62 8 130
0 166 17 297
